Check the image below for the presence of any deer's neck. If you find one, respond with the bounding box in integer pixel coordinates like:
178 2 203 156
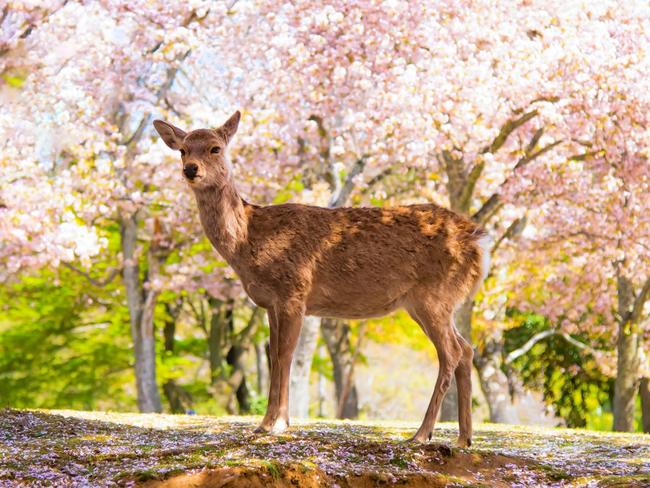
193 178 248 261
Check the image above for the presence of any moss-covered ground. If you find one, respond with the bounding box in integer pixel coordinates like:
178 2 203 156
0 409 648 487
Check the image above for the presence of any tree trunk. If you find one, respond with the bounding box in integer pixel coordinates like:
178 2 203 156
120 214 162 413
208 297 226 386
208 298 251 414
321 318 359 419
255 340 269 396
317 345 327 417
640 377 650 434
474 331 520 424
289 316 320 418
226 342 251 413
161 302 192 414
613 275 641 432
613 322 640 431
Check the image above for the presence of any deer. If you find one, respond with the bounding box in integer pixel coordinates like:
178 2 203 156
153 111 491 447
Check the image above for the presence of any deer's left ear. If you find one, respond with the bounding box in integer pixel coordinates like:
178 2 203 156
153 120 187 151
218 111 241 143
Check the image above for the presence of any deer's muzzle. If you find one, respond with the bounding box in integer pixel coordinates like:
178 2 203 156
183 163 199 180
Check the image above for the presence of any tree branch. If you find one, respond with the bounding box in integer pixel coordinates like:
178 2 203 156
472 193 503 225
505 330 599 364
472 138 562 225
62 262 120 288
569 151 600 161
481 110 538 154
631 276 650 324
514 139 563 171
361 168 393 193
235 306 263 345
329 157 366 208
458 160 485 209
490 216 527 256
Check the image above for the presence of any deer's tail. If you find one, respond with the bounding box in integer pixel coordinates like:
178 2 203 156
468 231 492 299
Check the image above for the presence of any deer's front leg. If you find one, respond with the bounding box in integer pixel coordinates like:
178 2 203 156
255 304 303 434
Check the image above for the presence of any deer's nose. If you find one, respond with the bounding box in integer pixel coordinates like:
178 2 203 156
183 163 198 180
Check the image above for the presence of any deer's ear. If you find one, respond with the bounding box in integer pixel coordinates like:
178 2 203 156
218 111 241 143
153 120 186 150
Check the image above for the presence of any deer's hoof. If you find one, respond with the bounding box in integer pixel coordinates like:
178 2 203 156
254 418 288 435
406 431 432 444
456 437 472 448
269 418 288 434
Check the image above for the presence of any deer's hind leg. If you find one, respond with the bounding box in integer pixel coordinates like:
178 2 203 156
454 332 474 447
406 297 464 444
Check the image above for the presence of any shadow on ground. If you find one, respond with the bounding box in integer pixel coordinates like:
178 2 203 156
0 409 648 487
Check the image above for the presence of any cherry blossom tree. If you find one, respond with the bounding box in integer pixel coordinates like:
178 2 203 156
0 0 246 412
2 0 648 427
205 0 650 422
508 49 650 430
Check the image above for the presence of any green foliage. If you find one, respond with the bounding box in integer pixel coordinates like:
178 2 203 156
248 394 268 415
272 175 305 204
504 311 612 429
1 71 26 88
365 311 436 358
0 269 134 410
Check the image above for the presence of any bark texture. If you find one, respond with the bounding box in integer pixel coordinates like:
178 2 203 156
120 214 162 413
613 275 641 432
208 299 252 414
321 319 359 419
289 316 320 418
473 332 520 424
640 377 650 434
255 340 270 396
162 302 192 414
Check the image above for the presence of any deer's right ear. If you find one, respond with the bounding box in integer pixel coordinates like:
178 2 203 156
153 120 186 151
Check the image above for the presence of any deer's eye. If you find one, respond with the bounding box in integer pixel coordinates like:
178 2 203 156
210 146 221 154
180 149 186 157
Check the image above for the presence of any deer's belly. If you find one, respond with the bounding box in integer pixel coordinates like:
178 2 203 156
305 287 405 319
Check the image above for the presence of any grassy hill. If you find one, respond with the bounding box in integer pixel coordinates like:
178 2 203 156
0 409 648 487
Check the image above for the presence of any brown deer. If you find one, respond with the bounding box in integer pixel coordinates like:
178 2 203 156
153 112 491 447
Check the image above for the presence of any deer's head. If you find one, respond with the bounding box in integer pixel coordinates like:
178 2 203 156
153 111 240 189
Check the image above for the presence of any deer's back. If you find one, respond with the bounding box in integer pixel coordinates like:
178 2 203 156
237 203 484 316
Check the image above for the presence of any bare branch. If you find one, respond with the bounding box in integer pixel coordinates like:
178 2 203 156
362 168 393 192
120 115 150 147
329 157 366 208
472 193 503 225
631 276 650 324
235 306 263 345
473 138 562 225
490 216 527 255
525 127 544 154
514 139 563 171
481 110 538 154
62 262 120 288
458 160 485 209
569 151 600 162
505 330 599 364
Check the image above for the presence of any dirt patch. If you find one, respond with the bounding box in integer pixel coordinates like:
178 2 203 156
141 446 550 488
141 466 455 488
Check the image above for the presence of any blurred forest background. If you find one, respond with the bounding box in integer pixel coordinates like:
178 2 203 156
0 0 648 434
